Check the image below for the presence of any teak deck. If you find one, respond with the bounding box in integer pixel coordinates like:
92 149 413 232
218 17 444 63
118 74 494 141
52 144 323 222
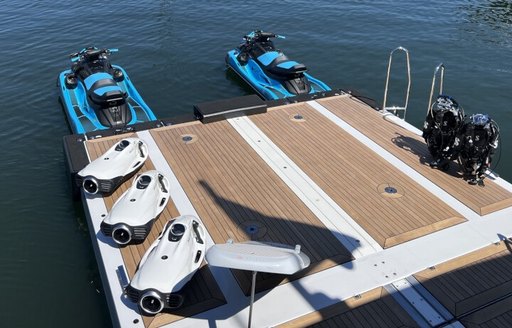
278 287 419 328
251 103 465 248
77 93 512 328
319 96 512 215
460 297 512 328
414 241 512 319
150 121 353 294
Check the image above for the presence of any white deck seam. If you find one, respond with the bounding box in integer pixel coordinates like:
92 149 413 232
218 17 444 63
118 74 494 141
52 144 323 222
405 276 454 320
391 278 445 326
308 100 482 221
227 116 382 257
383 283 432 327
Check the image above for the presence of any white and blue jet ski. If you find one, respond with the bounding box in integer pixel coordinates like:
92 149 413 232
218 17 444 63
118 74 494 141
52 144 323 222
58 47 157 134
226 30 331 100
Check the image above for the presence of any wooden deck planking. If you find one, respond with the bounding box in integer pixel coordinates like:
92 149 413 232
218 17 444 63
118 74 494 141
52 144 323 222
278 287 418 328
460 297 512 328
150 120 353 294
321 96 503 209
251 103 465 248
320 97 495 204
280 110 439 233
85 135 226 328
266 105 456 228
318 95 512 215
414 241 512 317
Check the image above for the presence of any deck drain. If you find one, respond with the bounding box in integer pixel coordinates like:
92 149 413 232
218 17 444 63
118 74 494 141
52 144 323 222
290 113 306 122
384 186 397 194
377 183 404 199
237 220 268 240
180 134 198 144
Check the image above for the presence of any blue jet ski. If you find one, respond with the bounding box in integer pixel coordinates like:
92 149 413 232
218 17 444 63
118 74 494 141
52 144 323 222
226 30 331 100
58 47 157 134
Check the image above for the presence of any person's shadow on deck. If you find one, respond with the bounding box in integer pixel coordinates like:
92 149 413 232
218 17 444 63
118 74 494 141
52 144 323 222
199 180 357 271
192 180 359 323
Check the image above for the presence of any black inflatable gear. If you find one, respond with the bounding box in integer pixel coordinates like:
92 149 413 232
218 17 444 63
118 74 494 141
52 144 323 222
457 113 499 184
422 95 465 165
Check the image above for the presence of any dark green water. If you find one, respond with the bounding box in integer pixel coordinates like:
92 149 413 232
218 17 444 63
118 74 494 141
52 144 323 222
0 0 511 326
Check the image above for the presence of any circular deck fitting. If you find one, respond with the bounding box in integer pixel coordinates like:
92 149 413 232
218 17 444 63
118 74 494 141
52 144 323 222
180 134 198 144
237 220 268 240
377 183 404 199
384 186 397 194
290 113 306 122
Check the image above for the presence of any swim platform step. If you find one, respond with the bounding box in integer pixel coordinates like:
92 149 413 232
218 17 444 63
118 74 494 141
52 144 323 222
194 94 267 123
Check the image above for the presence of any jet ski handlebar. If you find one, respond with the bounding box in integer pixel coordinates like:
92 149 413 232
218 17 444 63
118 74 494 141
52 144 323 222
69 47 118 61
244 31 285 42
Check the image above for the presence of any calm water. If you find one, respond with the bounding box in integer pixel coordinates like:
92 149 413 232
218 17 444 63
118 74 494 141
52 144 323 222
1 0 511 326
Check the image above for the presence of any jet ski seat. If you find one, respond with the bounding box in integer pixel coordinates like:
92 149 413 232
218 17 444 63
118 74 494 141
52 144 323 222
268 59 307 77
256 51 307 78
84 72 126 107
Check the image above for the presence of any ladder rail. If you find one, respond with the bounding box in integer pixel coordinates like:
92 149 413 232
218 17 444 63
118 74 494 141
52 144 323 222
427 63 445 116
382 46 411 120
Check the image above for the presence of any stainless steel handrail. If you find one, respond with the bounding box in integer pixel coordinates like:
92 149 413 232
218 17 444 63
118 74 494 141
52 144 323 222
382 46 411 120
427 63 445 116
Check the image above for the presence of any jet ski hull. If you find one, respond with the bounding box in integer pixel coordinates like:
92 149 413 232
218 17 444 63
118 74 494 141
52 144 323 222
226 49 331 100
58 64 157 134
